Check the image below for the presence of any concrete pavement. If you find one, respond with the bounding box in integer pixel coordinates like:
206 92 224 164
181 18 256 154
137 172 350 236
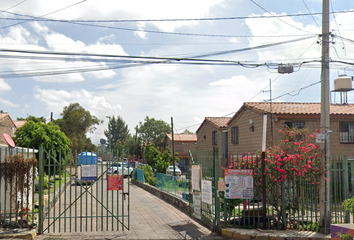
32 181 228 240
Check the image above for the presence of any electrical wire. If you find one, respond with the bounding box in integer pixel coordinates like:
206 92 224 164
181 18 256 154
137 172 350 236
0 0 88 30
1 9 317 38
2 9 354 23
267 81 321 101
249 0 315 34
301 0 320 30
330 0 346 55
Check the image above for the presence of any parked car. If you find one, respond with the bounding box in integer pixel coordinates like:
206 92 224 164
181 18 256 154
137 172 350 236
167 165 181 176
97 157 102 163
107 162 134 177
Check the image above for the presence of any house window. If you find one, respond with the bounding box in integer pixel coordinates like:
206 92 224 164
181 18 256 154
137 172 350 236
231 126 239 144
175 143 184 152
212 131 217 145
285 122 305 129
340 122 354 143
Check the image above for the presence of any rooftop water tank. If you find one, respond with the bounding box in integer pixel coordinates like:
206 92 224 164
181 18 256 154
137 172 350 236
334 74 352 91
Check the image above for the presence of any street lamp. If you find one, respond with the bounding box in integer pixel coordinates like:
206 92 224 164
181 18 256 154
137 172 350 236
106 116 111 153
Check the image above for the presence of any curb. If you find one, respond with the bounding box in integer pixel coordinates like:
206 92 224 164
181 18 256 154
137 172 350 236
221 228 330 240
0 228 37 239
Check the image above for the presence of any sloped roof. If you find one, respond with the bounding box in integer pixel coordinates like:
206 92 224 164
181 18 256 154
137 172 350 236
0 112 9 120
14 120 26 128
166 133 197 142
196 117 232 133
244 102 354 115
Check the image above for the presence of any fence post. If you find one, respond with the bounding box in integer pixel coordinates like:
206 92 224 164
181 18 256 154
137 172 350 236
38 146 44 234
214 148 221 235
281 181 286 230
343 156 350 222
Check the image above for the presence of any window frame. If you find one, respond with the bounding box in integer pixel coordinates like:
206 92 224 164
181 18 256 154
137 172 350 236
284 121 305 130
212 131 217 145
340 121 354 144
231 126 239 144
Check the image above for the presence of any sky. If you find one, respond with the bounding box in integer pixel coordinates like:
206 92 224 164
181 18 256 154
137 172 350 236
1 0 354 145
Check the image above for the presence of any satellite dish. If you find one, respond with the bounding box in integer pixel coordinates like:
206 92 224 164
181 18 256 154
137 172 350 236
100 138 106 145
3 133 15 148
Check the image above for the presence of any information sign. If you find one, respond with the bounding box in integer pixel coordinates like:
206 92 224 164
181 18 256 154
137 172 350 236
192 165 201 191
224 169 254 199
81 165 97 181
193 193 201 219
201 180 212 204
107 175 123 191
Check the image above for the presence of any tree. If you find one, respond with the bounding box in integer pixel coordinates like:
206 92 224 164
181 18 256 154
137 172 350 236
182 129 193 134
104 116 130 150
17 115 46 124
138 116 171 149
55 103 102 152
14 121 71 171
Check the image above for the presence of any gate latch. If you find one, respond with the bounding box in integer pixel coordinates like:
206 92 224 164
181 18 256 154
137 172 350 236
123 192 129 200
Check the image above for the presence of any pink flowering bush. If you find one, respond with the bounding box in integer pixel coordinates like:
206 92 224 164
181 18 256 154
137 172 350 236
229 127 325 229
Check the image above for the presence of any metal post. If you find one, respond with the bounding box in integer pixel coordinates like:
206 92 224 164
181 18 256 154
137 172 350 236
171 117 175 176
320 0 330 231
262 112 267 229
38 146 44 234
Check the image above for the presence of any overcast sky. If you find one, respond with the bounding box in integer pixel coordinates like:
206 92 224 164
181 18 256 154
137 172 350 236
1 0 354 144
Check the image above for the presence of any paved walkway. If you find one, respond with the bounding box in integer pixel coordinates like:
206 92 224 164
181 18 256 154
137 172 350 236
34 180 227 240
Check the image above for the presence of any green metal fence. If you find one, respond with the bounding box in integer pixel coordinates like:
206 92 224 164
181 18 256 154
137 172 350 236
37 148 130 234
222 153 352 231
155 173 190 200
189 148 221 234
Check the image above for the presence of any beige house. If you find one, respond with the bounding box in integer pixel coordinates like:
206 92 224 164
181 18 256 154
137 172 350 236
196 117 231 167
0 112 26 145
165 133 197 172
227 102 354 159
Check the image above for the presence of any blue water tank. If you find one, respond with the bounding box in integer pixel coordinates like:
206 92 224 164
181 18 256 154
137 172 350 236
78 152 97 165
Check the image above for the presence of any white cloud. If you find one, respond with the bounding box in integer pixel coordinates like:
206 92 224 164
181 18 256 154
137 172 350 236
209 75 251 87
0 79 11 91
33 87 122 114
0 99 19 108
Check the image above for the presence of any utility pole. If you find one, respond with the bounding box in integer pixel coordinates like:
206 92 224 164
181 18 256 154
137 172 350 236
133 125 138 159
320 0 330 231
171 117 175 176
106 116 111 156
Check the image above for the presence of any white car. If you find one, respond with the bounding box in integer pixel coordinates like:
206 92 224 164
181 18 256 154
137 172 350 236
107 162 134 177
167 166 181 176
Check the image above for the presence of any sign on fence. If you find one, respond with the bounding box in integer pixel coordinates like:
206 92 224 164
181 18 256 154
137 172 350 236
107 175 123 191
193 193 201 219
224 169 254 199
192 165 201 191
202 180 212 204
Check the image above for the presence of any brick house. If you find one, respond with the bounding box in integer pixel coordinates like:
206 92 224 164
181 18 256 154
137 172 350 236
196 117 232 167
165 133 197 172
227 102 354 159
0 111 26 145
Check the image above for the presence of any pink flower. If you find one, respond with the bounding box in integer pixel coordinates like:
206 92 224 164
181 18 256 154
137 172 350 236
285 139 289 142
316 129 320 133
310 135 314 138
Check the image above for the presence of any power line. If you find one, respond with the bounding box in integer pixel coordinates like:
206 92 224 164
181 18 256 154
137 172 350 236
1 9 354 23
0 0 88 30
267 81 321 101
301 0 321 30
249 0 315 34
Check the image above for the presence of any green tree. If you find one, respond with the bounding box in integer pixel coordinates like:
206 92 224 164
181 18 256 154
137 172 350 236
14 121 71 171
17 115 46 124
104 116 130 150
182 129 193 134
123 135 143 158
55 103 102 152
138 116 171 150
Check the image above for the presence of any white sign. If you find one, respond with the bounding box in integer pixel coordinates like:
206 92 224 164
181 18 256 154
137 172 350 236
82 165 97 181
192 165 201 191
193 193 201 219
201 180 212 205
224 169 254 199
316 133 325 143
